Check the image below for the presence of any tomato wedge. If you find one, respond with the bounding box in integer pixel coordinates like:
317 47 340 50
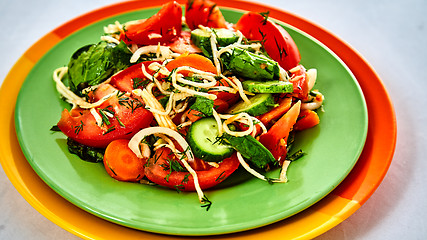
168 31 202 54
120 1 182 45
144 147 240 191
57 85 154 148
235 12 301 71
109 61 160 93
185 0 228 30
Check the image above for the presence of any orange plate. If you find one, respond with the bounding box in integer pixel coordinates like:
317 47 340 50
0 0 396 239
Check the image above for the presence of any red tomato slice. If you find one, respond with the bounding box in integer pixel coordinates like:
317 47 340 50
120 1 182 45
289 64 309 100
57 84 154 148
144 147 240 191
109 61 160 93
185 0 228 30
168 31 202 54
208 78 240 106
235 12 301 71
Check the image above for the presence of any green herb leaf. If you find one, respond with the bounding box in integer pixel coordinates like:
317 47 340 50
224 133 276 169
189 96 214 117
67 138 105 163
286 149 306 162
67 40 132 95
50 125 61 132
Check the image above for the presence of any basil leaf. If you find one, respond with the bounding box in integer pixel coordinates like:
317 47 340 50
224 133 276 169
67 40 132 95
189 96 214 117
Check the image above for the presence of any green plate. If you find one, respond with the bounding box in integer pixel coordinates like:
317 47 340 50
14 7 367 236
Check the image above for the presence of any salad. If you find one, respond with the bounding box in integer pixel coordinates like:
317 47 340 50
52 0 324 210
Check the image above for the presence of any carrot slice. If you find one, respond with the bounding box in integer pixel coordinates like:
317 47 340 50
166 53 217 76
103 139 146 182
258 101 301 161
257 96 292 127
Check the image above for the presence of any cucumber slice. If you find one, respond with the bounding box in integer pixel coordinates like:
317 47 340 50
191 28 239 55
242 80 294 93
187 117 234 162
226 48 280 80
227 93 276 116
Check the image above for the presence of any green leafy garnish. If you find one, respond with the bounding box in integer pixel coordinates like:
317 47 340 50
67 138 104 163
67 40 132 95
224 133 276 169
189 96 214 117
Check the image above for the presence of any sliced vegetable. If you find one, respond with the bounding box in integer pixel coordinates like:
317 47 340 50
57 85 154 148
257 96 292 127
258 101 301 161
224 134 276 169
208 78 240 106
235 11 301 71
187 117 234 162
191 28 239 55
185 0 228 30
242 80 293 93
120 1 182 45
144 147 240 191
109 61 160 93
184 108 204 123
294 109 320 131
166 53 217 75
168 31 202 54
103 139 146 182
289 65 310 100
225 47 280 80
227 93 275 116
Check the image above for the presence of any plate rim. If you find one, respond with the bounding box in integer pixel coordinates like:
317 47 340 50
0 0 396 239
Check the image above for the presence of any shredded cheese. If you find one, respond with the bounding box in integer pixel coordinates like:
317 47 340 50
133 88 177 130
90 108 103 127
275 160 291 183
130 45 177 63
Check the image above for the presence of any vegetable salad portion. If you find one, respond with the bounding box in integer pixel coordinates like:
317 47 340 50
52 0 324 209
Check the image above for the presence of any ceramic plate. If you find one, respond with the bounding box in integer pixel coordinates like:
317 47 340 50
13 1 367 236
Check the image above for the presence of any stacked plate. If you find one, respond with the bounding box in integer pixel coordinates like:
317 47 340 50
0 0 396 239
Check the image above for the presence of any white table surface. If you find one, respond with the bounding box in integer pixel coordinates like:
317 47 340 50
1 0 426 239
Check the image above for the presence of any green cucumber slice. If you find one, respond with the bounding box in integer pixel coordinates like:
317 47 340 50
187 117 234 162
191 28 239 48
227 93 275 116
242 80 294 93
226 48 280 80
